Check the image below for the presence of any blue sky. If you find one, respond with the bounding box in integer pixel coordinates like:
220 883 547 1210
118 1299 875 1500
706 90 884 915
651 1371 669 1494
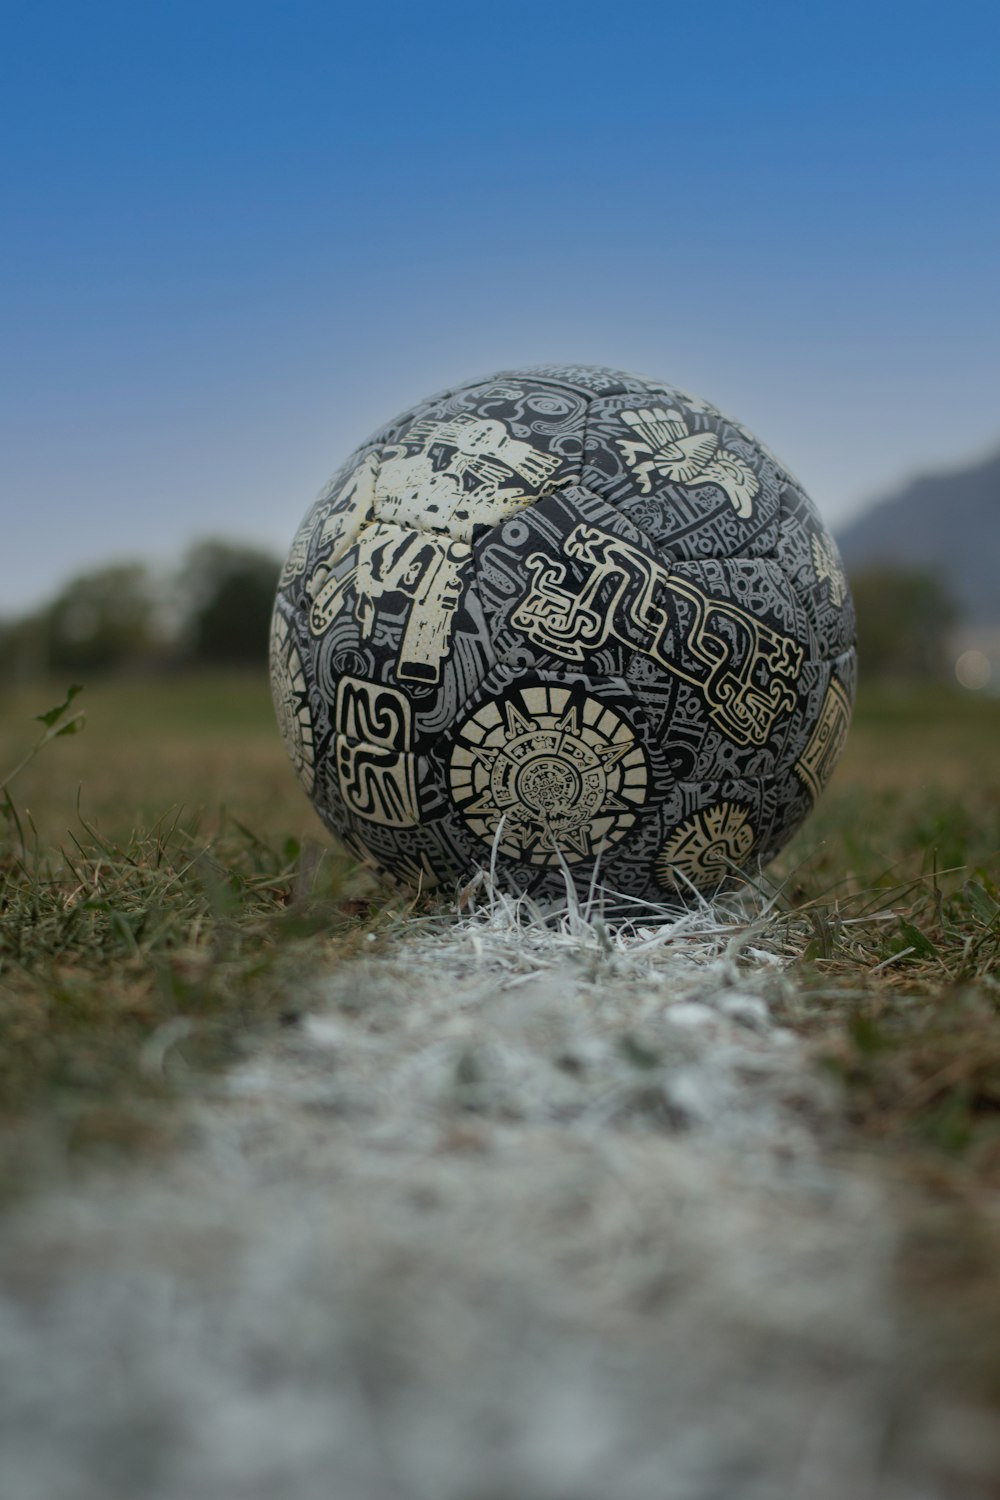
3 0 999 613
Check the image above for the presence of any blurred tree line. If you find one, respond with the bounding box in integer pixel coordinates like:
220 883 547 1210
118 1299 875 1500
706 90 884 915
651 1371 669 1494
849 564 958 680
0 541 280 682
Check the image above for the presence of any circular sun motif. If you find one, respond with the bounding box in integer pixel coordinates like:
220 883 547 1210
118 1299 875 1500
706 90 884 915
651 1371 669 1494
448 684 649 866
657 802 755 890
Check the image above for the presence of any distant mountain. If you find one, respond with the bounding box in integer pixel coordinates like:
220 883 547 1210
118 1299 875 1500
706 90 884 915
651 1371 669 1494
835 446 1000 624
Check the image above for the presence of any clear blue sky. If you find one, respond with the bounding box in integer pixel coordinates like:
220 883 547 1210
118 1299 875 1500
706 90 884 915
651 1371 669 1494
3 0 998 613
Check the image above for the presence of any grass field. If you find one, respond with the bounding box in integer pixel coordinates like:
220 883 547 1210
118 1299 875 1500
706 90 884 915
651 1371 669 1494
3 669 1000 1412
0 674 376 1173
1 673 998 1165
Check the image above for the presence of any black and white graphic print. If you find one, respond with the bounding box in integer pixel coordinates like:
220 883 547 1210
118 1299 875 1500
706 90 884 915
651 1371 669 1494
271 367 856 901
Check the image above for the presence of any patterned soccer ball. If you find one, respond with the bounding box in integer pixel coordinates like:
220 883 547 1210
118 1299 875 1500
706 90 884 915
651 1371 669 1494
270 365 855 902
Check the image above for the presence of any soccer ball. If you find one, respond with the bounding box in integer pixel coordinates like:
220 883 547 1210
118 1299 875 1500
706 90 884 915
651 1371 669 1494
270 365 855 902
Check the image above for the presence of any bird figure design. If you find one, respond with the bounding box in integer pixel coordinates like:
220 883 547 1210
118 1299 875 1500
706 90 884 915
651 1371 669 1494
617 407 760 517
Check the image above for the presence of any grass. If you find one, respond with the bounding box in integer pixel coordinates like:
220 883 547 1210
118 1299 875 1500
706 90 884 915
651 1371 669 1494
765 690 1000 1174
0 673 400 1188
0 672 321 848
2 668 1000 1403
2 669 1000 1180
755 684 1000 1404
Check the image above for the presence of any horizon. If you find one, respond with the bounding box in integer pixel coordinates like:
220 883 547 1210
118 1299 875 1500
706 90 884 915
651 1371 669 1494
5 423 999 624
4 0 999 614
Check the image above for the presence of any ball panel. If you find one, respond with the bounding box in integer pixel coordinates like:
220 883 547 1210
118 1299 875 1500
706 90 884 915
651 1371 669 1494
625 774 778 899
277 444 380 599
291 529 499 759
269 604 316 796
657 555 814 779
472 484 655 681
356 369 588 470
353 381 485 451
361 377 587 541
474 491 813 781
330 812 456 894
447 679 649 868
656 799 758 892
492 364 661 398
426 664 680 900
775 477 856 659
582 391 782 560
756 649 857 865
304 709 462 892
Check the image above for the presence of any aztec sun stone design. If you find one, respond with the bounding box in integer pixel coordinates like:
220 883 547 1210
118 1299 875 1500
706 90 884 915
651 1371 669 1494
271 366 856 902
449 685 649 866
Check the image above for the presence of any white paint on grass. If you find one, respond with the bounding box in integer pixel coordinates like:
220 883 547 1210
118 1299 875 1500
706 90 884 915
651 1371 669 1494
0 890 995 1498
